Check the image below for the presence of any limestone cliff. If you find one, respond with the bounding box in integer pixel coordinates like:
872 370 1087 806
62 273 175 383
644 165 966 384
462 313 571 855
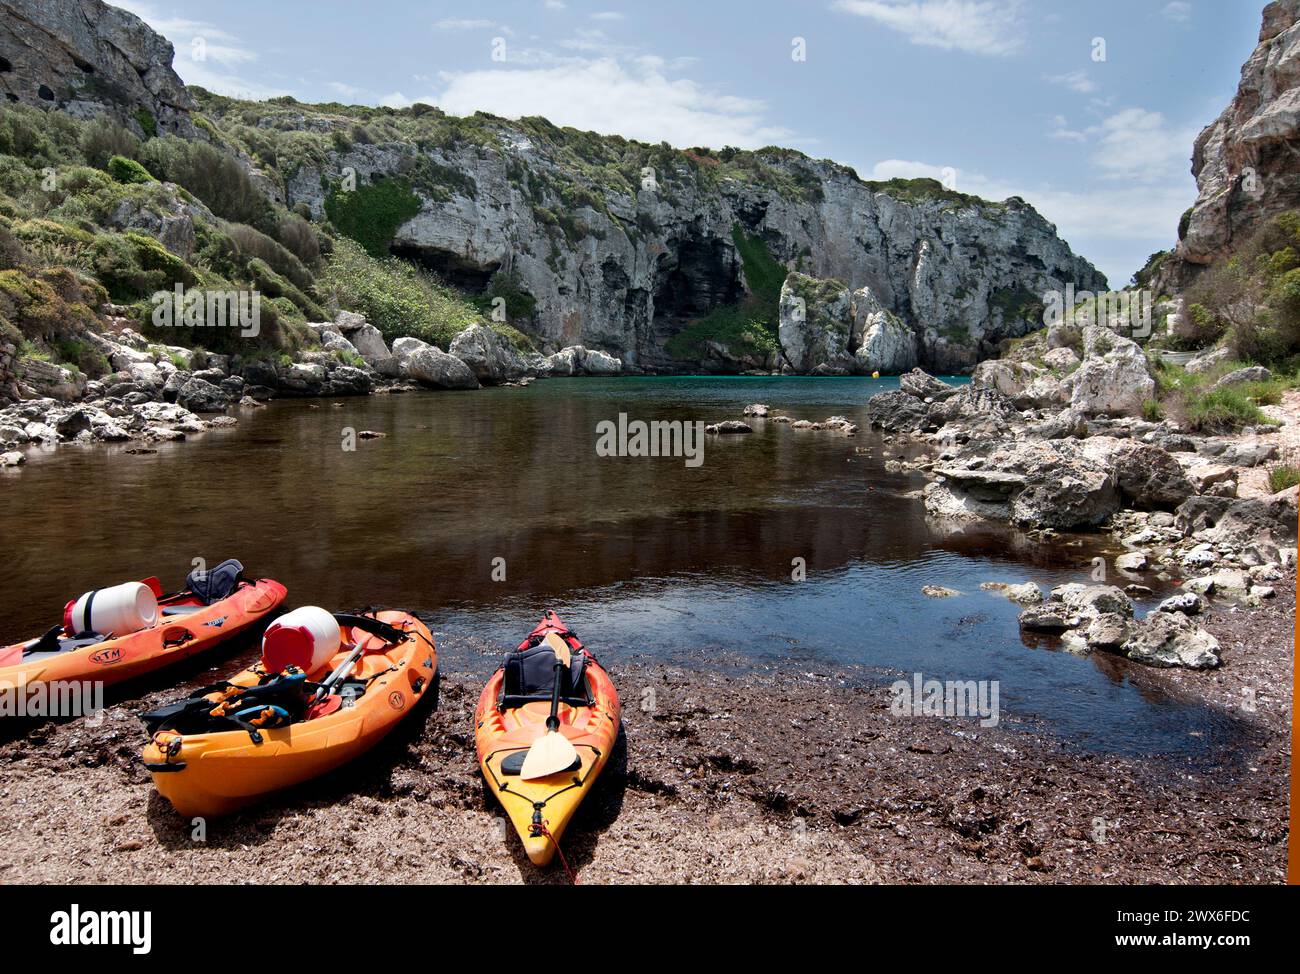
1177 0 1300 268
0 0 194 138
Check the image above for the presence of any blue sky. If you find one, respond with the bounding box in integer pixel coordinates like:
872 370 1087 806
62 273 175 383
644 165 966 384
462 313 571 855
116 0 1265 286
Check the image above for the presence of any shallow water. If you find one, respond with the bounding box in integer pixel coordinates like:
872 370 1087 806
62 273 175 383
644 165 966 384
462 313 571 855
0 376 1249 758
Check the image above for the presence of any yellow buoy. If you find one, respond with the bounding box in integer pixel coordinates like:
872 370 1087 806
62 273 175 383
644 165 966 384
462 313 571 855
872 370 880 379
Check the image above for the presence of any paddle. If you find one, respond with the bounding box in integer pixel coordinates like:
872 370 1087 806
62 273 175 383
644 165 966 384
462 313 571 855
519 632 580 780
308 628 375 708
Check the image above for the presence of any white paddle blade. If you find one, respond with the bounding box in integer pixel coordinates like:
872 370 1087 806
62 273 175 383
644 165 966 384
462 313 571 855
543 632 572 667
520 730 579 780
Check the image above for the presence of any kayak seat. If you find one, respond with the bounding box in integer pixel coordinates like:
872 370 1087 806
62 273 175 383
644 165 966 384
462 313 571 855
186 558 244 605
161 605 204 616
499 644 592 710
22 626 104 659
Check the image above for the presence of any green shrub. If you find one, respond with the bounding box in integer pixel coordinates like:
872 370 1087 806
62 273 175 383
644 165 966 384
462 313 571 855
133 108 158 140
1267 464 1300 493
321 237 483 346
1141 398 1165 422
140 136 269 225
324 176 421 258
107 155 155 185
81 117 140 169
53 336 110 378
1183 387 1273 433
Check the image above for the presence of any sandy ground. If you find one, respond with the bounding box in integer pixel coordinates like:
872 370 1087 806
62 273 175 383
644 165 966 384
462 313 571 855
1241 389 1300 497
0 578 1291 885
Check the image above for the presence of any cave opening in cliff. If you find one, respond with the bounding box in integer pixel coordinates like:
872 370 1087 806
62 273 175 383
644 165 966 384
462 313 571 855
652 235 744 321
389 244 500 292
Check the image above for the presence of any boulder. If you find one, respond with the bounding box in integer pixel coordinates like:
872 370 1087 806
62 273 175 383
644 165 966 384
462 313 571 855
393 338 480 390
1109 442 1194 509
1210 365 1272 391
865 390 931 433
448 325 529 384
1061 327 1155 417
176 377 229 413
1121 612 1221 669
546 345 623 376
1042 346 1080 371
1184 346 1232 374
899 368 958 400
16 358 86 402
705 421 752 434
1156 592 1204 615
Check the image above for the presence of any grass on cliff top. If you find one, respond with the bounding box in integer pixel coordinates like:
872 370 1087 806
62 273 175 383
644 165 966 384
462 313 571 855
186 88 1015 221
665 225 784 361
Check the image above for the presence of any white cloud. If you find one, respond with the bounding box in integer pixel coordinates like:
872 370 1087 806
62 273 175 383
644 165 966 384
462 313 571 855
1048 107 1196 184
1046 69 1098 94
832 0 1027 56
433 57 790 148
114 0 288 100
435 19 495 30
591 11 624 20
544 0 567 9
1162 2 1192 23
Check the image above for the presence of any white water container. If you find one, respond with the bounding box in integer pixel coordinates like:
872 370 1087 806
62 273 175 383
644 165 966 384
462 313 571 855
262 606 341 674
67 582 158 637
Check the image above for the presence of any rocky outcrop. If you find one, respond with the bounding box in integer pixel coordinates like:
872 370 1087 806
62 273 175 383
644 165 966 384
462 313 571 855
1177 0 1300 267
391 337 479 390
0 0 195 138
850 286 917 374
778 274 854 374
1061 327 1156 417
447 325 529 385
544 345 624 376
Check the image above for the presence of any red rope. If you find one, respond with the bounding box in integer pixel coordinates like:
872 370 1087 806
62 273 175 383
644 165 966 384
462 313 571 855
534 821 579 885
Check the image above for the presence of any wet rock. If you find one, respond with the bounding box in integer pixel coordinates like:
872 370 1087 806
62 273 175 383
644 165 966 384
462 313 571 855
742 403 770 417
1156 592 1204 615
922 585 961 598
980 581 1043 604
0 450 23 467
1115 551 1148 571
1121 613 1221 669
545 345 623 377
1018 603 1081 631
1084 613 1131 649
705 421 752 434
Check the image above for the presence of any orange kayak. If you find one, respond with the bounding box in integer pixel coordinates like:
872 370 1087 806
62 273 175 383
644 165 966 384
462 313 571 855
475 611 621 866
142 609 436 817
0 576 286 690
